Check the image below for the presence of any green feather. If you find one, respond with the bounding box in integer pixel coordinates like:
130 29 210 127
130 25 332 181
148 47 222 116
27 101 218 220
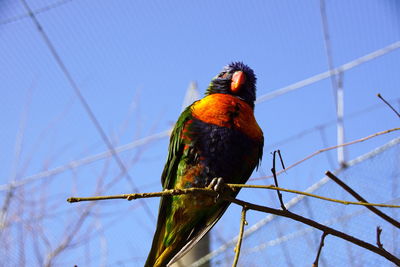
145 104 195 267
161 104 194 188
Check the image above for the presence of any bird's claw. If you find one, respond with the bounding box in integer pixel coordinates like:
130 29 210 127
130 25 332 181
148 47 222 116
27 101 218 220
208 177 225 202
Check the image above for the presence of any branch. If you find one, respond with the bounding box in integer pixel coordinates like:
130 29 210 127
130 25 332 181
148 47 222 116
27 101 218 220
325 171 400 228
226 184 400 208
376 226 383 249
67 186 400 265
277 150 286 169
67 187 217 203
271 150 286 210
232 207 248 267
252 127 400 181
312 232 328 267
377 93 400 118
225 196 400 266
67 185 400 208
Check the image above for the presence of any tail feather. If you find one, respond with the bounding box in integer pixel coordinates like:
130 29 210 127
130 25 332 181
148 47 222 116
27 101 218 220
145 221 167 266
146 223 192 267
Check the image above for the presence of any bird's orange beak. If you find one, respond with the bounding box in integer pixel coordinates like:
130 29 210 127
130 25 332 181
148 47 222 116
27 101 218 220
230 71 246 93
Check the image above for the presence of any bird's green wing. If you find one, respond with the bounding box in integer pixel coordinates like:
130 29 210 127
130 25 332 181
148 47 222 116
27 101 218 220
145 105 194 267
161 105 194 189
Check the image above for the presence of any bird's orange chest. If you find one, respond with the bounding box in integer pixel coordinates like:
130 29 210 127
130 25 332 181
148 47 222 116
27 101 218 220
191 94 262 141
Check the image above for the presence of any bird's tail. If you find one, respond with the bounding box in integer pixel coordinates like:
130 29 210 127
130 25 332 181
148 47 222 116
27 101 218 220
145 223 166 267
145 223 190 267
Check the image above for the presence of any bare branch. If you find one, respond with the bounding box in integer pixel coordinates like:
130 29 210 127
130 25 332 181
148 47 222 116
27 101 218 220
325 171 400 228
312 232 328 267
68 184 400 265
67 188 217 203
225 197 400 266
228 184 400 208
271 151 286 210
44 204 93 267
277 150 286 170
377 93 400 118
68 184 400 208
376 226 383 249
232 207 248 267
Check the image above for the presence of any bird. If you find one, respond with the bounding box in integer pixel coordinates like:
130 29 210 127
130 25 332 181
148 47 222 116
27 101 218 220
145 62 264 267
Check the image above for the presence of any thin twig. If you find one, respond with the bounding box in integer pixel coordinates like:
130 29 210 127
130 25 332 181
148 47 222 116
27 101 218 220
376 226 383 249
227 184 400 208
377 93 400 118
252 127 400 181
232 207 248 267
271 151 286 210
68 184 400 208
67 188 217 203
312 232 328 267
277 149 286 169
325 171 400 228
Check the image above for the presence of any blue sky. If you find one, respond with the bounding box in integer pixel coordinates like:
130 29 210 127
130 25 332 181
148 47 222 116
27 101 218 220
1 0 399 266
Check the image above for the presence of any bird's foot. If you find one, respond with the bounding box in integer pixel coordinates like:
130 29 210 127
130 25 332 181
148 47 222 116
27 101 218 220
208 177 226 202
208 177 225 192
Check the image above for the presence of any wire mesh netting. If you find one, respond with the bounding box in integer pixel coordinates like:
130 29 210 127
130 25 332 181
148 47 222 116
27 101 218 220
1 1 399 266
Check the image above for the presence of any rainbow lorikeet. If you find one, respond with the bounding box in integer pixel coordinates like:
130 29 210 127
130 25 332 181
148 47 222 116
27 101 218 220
145 62 264 267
